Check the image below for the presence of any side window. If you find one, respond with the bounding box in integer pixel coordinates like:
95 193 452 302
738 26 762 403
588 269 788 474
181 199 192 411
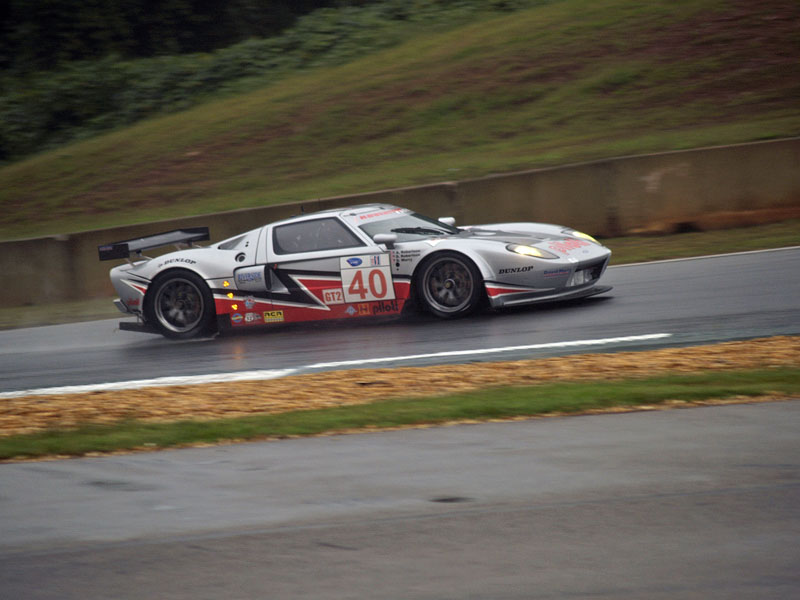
273 218 366 255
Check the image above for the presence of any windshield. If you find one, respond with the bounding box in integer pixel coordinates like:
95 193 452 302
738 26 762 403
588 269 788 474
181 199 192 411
359 212 459 242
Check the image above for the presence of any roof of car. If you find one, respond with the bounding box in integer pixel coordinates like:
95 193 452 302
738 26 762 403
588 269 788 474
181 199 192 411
273 203 399 225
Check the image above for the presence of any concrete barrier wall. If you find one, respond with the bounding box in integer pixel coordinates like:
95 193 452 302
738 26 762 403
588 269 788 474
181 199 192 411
2 137 798 307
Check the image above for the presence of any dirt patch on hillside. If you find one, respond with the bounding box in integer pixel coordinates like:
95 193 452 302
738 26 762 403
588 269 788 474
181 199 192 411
2 336 798 437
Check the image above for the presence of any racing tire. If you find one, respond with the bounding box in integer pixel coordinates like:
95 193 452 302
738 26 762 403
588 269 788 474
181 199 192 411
416 252 484 319
144 270 216 339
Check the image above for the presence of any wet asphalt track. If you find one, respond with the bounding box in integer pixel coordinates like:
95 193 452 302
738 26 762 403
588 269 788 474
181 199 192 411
1 248 799 599
1 247 800 393
1 402 798 599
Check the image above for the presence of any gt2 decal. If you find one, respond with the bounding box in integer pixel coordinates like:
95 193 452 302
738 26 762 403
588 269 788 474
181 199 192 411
322 288 344 304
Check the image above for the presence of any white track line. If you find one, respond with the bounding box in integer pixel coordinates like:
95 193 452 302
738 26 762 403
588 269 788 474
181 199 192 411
609 245 800 268
304 333 672 369
0 333 671 398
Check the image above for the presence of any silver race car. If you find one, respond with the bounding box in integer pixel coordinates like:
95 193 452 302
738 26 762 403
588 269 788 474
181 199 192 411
99 204 612 339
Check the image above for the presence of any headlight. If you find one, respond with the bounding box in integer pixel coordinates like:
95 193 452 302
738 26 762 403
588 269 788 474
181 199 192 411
506 244 557 259
566 230 599 244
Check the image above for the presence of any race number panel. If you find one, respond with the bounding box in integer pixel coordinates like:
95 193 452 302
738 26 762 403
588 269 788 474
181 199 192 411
340 254 395 303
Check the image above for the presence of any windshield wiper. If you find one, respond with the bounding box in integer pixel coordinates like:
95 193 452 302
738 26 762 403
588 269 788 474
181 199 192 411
390 227 450 236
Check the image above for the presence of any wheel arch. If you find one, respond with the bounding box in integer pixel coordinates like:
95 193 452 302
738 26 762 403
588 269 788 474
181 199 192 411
412 248 492 293
412 249 488 318
143 267 217 339
144 266 214 307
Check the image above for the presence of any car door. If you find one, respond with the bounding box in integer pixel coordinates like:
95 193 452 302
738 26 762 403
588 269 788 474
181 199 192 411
264 216 397 323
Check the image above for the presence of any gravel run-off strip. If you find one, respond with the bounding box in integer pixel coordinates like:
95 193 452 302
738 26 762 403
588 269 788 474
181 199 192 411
1 336 798 437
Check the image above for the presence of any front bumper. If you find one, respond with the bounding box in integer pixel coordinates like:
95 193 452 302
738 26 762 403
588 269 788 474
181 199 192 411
492 284 613 308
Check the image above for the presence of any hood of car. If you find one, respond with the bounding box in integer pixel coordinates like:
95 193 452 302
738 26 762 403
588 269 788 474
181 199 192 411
451 227 608 260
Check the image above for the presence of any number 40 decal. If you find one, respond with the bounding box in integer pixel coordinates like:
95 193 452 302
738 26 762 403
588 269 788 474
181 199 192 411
342 266 395 303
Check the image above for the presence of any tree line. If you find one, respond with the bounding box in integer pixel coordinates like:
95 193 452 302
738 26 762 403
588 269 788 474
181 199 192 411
0 0 527 162
1 0 364 72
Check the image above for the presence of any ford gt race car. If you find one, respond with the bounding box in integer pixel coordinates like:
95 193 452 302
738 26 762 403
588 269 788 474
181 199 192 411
99 204 612 339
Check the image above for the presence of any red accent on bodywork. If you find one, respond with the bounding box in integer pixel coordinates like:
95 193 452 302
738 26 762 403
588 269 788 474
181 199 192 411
485 284 539 298
216 279 412 327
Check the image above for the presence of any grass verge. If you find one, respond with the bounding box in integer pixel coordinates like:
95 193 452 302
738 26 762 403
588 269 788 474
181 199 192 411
2 367 797 461
599 218 800 264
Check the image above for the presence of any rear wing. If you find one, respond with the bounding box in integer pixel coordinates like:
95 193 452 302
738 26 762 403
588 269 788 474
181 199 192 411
98 227 210 261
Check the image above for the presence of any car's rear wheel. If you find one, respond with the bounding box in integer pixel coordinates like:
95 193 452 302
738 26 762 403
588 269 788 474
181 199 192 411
416 252 484 319
145 270 215 339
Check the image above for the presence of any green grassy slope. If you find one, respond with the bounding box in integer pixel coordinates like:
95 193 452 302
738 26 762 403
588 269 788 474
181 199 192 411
1 0 798 240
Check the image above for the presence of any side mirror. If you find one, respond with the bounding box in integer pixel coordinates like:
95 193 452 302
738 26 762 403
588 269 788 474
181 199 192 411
373 233 397 249
439 216 456 227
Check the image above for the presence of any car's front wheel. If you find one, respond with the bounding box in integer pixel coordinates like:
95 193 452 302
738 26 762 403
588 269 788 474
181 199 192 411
416 252 484 319
145 270 216 339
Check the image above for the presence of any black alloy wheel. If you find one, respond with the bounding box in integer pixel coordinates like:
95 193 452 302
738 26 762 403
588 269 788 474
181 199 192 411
145 270 215 339
417 252 484 319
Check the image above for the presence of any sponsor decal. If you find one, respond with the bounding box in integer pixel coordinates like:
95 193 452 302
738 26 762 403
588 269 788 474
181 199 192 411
263 310 284 323
358 207 405 221
345 305 357 316
543 268 571 278
237 272 262 283
245 312 262 323
158 257 197 268
357 303 371 316
395 249 422 266
341 254 389 269
126 298 141 307
371 300 399 315
548 239 590 254
231 313 244 324
244 268 340 311
340 254 395 303
244 296 256 309
323 288 344 305
498 266 535 275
